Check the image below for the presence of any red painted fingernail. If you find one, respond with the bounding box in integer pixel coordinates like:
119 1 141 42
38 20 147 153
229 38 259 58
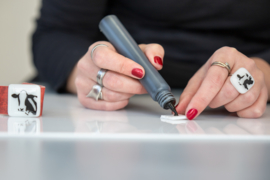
186 121 197 133
132 68 143 78
154 56 163 66
186 108 198 120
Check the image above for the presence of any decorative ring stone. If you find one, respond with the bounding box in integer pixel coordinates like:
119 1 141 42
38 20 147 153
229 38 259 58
86 85 103 101
230 67 255 94
91 44 108 61
97 69 107 87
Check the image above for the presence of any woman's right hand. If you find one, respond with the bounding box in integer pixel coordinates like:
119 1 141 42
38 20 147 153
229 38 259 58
69 41 164 111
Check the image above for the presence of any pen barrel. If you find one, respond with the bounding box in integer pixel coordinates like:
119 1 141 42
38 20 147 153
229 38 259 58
99 15 175 109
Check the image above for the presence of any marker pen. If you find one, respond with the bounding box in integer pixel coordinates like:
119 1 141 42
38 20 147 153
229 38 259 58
99 15 178 115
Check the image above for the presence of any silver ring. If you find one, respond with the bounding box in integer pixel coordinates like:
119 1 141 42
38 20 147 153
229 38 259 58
211 61 231 76
86 85 103 101
97 69 107 87
91 44 108 60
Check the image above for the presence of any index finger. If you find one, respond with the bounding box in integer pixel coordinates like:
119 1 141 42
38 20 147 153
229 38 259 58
185 47 238 120
90 43 145 79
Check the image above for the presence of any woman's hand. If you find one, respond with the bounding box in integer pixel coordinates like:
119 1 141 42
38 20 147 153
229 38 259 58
176 46 268 120
69 41 164 111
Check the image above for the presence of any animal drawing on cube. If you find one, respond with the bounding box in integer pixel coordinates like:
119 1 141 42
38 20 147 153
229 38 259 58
11 90 38 115
237 73 254 90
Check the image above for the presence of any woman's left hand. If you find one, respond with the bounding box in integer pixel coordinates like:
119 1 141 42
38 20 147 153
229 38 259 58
176 46 268 120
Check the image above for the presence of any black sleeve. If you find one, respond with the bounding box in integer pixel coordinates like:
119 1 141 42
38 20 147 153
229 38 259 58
32 0 108 92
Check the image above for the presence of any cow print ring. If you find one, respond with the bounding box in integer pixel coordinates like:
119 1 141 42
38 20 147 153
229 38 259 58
230 67 255 94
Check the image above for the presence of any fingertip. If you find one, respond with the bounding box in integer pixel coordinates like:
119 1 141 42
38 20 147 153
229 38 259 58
154 56 163 70
131 68 145 79
186 108 198 120
141 44 164 70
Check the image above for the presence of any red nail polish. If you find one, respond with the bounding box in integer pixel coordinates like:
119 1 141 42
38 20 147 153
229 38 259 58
186 108 198 120
132 68 143 78
186 121 197 133
154 56 163 66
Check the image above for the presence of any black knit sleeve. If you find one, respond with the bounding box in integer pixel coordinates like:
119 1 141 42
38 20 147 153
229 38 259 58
32 0 108 92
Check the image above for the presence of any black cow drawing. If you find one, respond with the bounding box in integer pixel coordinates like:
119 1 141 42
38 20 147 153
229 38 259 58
237 73 254 90
237 74 245 80
242 77 254 90
11 90 38 115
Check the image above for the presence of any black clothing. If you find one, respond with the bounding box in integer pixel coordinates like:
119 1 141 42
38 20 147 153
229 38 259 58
32 0 270 92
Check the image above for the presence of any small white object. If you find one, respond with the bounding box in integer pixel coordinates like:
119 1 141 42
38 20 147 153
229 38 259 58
8 84 41 117
230 67 255 94
160 115 188 124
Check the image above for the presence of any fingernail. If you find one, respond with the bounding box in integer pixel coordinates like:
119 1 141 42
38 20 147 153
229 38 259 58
186 108 198 120
186 121 197 133
154 56 163 66
132 68 143 78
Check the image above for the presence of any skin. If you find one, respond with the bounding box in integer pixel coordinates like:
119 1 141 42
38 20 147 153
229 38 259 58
67 43 270 118
67 41 164 111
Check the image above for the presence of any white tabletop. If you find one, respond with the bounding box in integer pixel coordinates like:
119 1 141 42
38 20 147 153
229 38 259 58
0 90 270 180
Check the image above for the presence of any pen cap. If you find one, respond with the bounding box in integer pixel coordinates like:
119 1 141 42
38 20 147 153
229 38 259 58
99 15 176 109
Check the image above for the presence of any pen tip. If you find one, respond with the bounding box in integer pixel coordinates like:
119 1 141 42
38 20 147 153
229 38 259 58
167 102 178 116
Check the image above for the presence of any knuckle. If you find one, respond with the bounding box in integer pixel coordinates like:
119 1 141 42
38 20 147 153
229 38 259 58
225 105 235 112
118 60 127 74
105 91 117 102
221 46 237 55
246 59 256 69
105 73 123 90
243 92 257 103
74 77 83 88
213 46 237 61
92 48 106 65
76 59 86 71
257 70 264 81
251 108 264 118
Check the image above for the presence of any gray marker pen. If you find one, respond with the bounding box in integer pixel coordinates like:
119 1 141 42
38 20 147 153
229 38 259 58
99 15 178 115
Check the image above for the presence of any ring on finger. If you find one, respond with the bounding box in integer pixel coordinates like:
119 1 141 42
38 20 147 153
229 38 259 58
230 67 255 94
211 61 231 76
86 84 103 101
97 69 107 87
91 44 108 61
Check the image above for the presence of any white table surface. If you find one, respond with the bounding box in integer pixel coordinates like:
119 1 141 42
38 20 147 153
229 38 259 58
0 90 270 180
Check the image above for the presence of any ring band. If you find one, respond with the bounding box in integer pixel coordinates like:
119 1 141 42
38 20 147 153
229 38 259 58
211 61 231 75
97 69 107 87
86 85 103 101
91 44 108 61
